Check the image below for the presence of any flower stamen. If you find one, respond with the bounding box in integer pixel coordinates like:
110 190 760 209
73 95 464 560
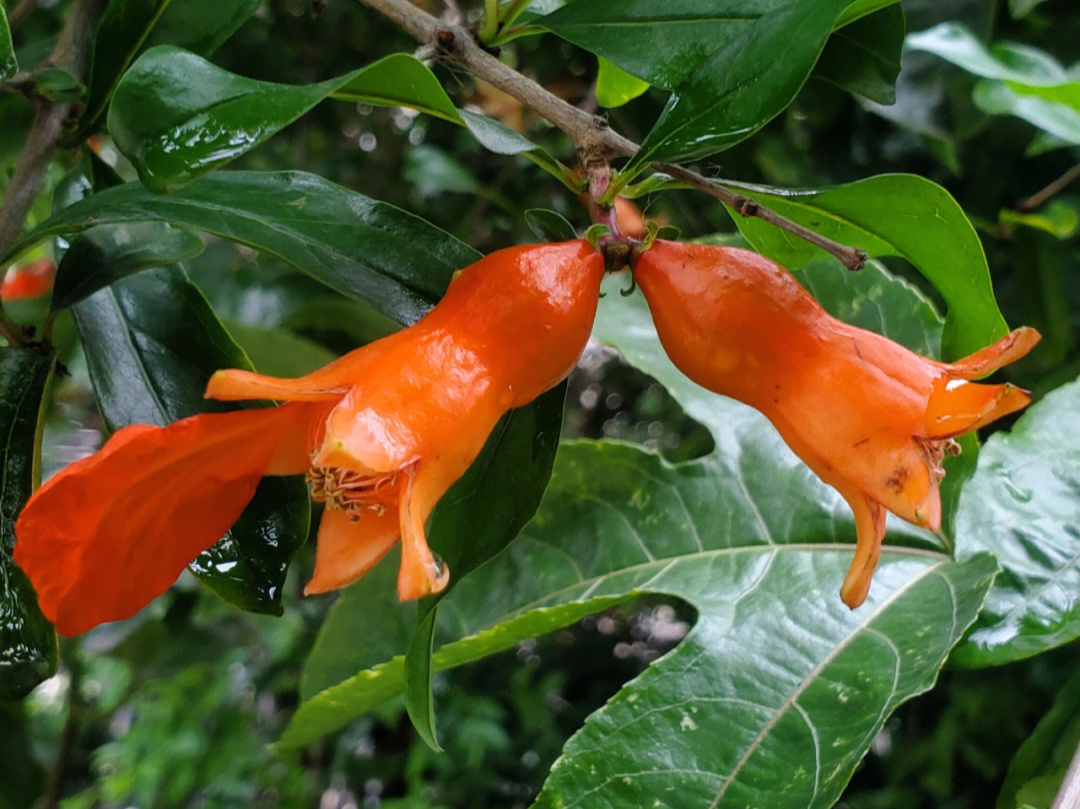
307 463 404 520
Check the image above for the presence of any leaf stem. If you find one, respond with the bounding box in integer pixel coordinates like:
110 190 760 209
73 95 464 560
478 0 499 43
355 0 867 271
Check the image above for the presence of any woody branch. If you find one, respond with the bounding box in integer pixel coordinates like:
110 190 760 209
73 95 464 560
356 0 867 271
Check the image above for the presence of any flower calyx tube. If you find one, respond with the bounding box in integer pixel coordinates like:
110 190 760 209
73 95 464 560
632 239 1040 608
14 240 605 635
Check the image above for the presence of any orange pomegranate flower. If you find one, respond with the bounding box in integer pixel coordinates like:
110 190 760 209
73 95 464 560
14 240 604 635
633 240 1039 608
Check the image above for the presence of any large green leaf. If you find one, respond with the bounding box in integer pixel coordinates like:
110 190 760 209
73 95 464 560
0 349 58 700
907 23 1080 146
998 669 1080 809
723 173 1008 358
108 47 565 191
952 377 1080 667
618 0 898 170
50 222 205 311
0 171 481 326
73 266 311 614
1 5 16 81
81 0 258 132
812 4 904 104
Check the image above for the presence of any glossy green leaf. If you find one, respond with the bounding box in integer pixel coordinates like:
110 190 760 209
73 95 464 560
108 47 566 190
2 7 18 81
143 0 259 57
82 0 258 132
524 208 578 242
405 608 441 751
595 57 650 109
998 669 1080 809
51 222 204 311
1 171 481 326
282 271 963 758
73 266 310 614
812 4 904 104
952 377 1080 667
723 173 1008 358
0 348 58 700
795 257 942 358
621 0 900 170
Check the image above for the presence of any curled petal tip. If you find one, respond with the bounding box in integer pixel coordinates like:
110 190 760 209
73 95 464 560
397 555 450 601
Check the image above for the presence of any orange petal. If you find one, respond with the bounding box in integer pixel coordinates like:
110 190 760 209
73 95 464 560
14 403 314 635
941 327 1040 380
205 339 398 402
304 507 401 595
923 379 1033 438
839 493 886 609
395 399 502 600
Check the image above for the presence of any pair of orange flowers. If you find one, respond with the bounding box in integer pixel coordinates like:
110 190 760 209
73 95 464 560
14 239 1037 635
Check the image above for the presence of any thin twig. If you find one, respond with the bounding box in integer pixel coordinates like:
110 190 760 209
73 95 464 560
355 0 867 271
0 0 105 346
1017 162 1080 212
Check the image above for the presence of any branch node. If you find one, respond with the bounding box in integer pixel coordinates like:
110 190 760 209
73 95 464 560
434 26 456 49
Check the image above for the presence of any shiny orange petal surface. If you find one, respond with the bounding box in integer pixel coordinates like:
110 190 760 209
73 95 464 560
14 403 316 635
634 240 1039 608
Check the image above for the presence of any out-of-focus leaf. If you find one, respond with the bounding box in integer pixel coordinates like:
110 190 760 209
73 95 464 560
999 200 1080 239
73 266 310 614
524 209 578 242
724 173 1008 357
108 47 567 190
1009 0 1052 18
953 377 1080 667
51 222 204 311
403 145 482 197
908 23 1080 145
33 68 86 102
0 704 45 808
907 23 1071 86
813 4 904 104
973 81 1080 145
0 348 57 700
998 669 1080 809
0 6 16 81
82 0 259 132
222 321 337 378
1 171 481 327
595 57 650 109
